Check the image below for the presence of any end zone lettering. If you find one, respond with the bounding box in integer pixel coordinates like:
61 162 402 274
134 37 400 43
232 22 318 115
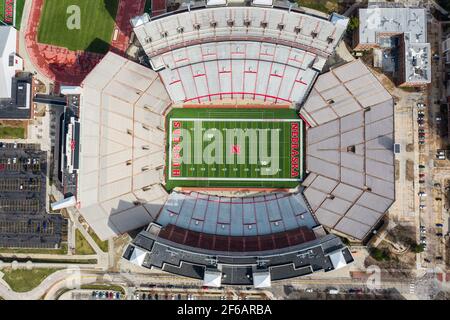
172 121 182 177
291 122 300 178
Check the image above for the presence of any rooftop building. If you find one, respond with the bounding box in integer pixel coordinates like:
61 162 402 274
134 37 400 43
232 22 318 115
356 5 431 86
0 26 30 119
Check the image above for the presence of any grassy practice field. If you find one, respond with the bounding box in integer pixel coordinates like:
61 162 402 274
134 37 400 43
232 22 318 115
37 0 119 53
165 108 304 190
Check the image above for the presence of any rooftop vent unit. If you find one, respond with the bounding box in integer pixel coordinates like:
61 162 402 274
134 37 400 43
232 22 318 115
260 21 268 28
126 160 132 166
277 23 285 31
244 19 251 27
142 145 150 150
127 129 133 135
210 20 217 28
227 19 234 27
177 26 184 33
142 165 149 171
142 124 150 131
144 37 152 43
294 26 302 34
347 145 356 153
311 31 318 38
327 36 334 44
193 23 201 30
160 31 168 38
327 99 335 104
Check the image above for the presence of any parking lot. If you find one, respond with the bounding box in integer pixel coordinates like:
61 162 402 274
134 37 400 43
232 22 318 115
0 143 66 248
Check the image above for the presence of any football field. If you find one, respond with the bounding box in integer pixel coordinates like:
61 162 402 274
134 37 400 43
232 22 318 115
166 108 304 190
37 0 119 53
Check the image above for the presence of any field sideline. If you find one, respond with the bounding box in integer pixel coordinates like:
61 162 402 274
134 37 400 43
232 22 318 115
37 0 119 53
165 108 304 190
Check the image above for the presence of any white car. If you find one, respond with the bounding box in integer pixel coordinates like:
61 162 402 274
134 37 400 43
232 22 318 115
418 192 427 197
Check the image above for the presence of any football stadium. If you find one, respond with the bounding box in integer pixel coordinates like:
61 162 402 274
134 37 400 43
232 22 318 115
58 0 396 287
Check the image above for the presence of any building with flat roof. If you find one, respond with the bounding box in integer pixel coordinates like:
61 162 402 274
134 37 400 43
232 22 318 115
355 5 431 87
0 26 31 119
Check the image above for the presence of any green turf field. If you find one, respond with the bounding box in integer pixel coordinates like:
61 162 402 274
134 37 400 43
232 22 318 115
165 108 304 190
37 0 119 53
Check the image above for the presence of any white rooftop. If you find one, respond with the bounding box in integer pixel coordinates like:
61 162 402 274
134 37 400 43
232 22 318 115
253 271 271 288
130 247 147 266
203 270 222 287
0 26 18 98
359 6 430 84
329 250 347 270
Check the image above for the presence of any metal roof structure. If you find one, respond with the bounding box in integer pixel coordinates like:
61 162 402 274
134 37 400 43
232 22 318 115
358 6 431 85
156 191 317 236
301 59 395 241
124 225 353 286
78 52 172 240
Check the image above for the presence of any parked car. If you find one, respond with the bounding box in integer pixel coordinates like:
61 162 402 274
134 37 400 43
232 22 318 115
419 204 426 209
418 192 427 197
417 102 425 108
436 223 443 227
436 233 443 237
419 165 425 169
419 180 425 184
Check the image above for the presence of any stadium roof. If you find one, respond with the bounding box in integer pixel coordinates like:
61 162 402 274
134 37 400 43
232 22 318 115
358 6 430 84
301 59 395 241
124 227 354 285
78 52 172 240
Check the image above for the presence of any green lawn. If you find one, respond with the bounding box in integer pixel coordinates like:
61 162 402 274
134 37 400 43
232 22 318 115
75 229 95 255
37 0 119 53
165 108 304 190
144 0 151 14
1 268 59 292
297 0 339 14
14 0 25 30
88 228 108 252
0 126 25 139
0 243 68 255
0 1 4 23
